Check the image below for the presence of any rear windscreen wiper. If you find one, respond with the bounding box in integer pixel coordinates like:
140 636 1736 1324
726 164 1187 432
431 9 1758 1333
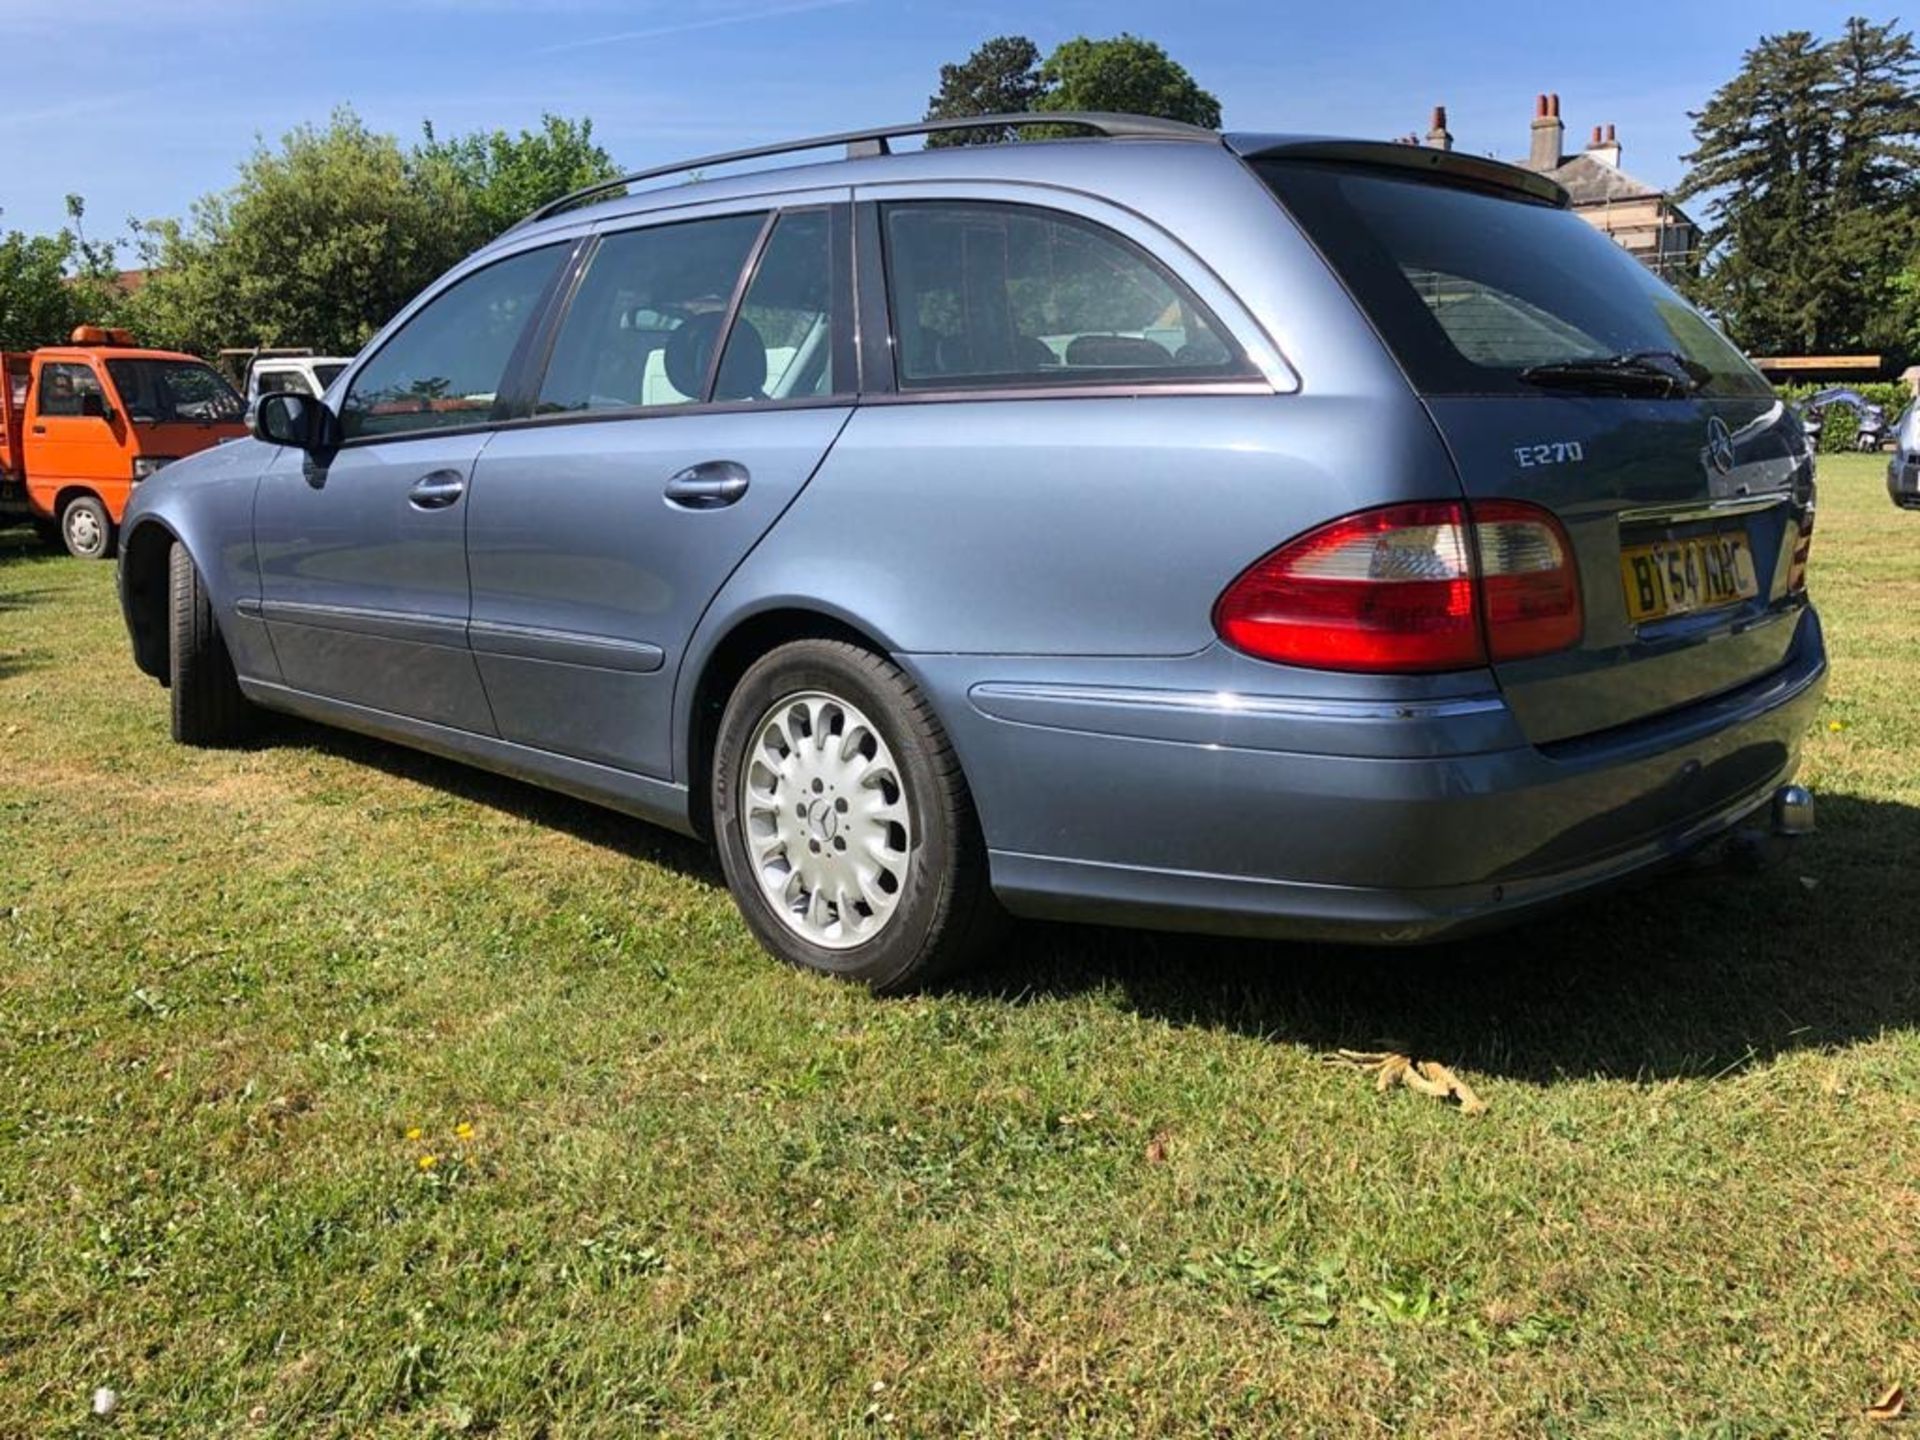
1520 350 1706 398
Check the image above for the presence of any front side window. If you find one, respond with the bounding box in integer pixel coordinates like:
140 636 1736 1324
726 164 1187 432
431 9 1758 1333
536 213 766 415
341 243 565 440
106 360 244 422
881 201 1247 389
313 362 348 391
37 362 106 417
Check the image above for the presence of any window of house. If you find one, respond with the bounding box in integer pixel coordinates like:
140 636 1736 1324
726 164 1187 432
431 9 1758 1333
340 243 566 440
880 201 1246 390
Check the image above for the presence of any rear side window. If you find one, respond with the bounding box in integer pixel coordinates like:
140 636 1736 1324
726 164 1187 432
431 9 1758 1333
257 369 315 398
1258 161 1770 399
536 213 767 415
716 209 842 401
880 201 1247 390
340 243 565 441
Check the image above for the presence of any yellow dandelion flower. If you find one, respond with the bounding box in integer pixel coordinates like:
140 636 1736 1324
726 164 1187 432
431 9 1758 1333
417 1153 439 1171
453 1122 474 1141
1827 720 1845 732
405 1126 423 1141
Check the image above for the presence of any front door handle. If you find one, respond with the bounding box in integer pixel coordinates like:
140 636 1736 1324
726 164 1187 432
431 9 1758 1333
408 470 467 510
664 460 750 510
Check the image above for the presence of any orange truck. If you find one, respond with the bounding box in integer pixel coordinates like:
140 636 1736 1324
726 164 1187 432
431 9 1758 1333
1 327 247 558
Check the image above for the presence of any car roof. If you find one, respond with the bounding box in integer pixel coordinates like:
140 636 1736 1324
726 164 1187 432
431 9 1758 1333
39 347 207 365
488 113 1567 255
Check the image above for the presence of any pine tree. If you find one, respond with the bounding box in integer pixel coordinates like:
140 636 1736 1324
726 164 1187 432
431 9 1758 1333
922 36 1046 147
1678 17 1920 362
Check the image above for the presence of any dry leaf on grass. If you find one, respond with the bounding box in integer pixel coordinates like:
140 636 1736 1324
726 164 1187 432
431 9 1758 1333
1326 1050 1489 1115
1144 1132 1169 1165
1867 1384 1906 1422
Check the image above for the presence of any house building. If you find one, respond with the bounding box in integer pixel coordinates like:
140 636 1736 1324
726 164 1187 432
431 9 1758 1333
1417 97 1701 281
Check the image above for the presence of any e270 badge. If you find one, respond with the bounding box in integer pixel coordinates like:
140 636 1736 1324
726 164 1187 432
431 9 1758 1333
1514 441 1584 468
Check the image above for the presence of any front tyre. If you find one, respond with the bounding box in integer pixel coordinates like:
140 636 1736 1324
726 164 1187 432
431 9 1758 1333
168 541 254 746
712 639 1000 992
61 494 114 560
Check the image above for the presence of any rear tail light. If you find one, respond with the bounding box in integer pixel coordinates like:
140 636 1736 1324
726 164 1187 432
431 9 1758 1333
1213 499 1582 673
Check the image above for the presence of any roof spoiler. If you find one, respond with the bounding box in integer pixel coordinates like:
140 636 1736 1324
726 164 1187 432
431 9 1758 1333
1226 135 1569 207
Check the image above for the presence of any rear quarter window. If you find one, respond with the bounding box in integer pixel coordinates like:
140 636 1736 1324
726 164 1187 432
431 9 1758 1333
880 201 1250 390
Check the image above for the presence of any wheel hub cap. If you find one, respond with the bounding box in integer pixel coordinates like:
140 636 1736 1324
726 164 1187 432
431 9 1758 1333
68 510 102 554
740 690 913 950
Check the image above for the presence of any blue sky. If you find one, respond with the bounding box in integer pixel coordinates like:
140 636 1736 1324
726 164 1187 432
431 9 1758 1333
0 0 1863 242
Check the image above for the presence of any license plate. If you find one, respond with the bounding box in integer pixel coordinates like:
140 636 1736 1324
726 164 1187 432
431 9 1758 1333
1619 532 1758 623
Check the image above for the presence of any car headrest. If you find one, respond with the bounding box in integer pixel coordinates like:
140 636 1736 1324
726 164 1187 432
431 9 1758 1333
1064 334 1172 368
663 312 767 402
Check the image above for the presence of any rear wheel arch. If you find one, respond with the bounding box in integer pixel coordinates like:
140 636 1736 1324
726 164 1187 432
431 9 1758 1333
683 607 907 841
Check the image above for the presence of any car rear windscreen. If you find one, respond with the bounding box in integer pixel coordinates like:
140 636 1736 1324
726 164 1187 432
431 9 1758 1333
1256 161 1770 400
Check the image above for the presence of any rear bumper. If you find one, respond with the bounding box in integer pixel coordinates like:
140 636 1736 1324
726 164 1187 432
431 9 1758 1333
915 609 1827 943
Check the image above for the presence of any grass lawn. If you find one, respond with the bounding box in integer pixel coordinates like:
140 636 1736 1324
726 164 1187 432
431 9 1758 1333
1 453 1915 1438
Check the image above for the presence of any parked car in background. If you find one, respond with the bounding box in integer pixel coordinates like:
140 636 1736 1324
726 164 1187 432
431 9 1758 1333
2 328 246 558
244 354 352 407
1888 402 1920 509
1799 387 1889 452
117 113 1825 990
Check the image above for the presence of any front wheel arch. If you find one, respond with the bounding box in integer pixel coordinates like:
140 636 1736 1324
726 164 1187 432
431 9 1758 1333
121 520 181 682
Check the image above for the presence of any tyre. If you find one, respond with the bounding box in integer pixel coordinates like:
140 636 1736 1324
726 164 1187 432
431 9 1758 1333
168 541 254 746
711 638 1001 992
60 494 114 560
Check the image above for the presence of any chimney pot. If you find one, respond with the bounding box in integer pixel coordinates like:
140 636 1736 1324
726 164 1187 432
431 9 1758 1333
1529 89 1566 171
1607 123 1616 142
1591 125 1603 145
1432 105 1447 129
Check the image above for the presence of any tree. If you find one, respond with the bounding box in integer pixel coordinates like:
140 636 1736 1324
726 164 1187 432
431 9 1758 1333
413 113 620 246
126 109 465 357
0 197 125 352
1678 17 1920 360
923 33 1221 146
923 36 1046 146
1036 35 1221 130
123 108 617 357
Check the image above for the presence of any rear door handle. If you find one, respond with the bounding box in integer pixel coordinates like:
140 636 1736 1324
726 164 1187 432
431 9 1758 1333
664 460 750 510
408 470 467 510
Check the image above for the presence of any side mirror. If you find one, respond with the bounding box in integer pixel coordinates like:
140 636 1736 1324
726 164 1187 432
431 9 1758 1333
79 391 113 422
251 392 341 452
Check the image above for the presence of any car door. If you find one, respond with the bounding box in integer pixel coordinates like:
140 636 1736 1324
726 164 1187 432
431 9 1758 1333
252 239 572 732
27 359 125 497
464 197 855 778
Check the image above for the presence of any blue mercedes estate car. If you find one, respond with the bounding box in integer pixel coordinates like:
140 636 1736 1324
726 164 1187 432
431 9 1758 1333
118 113 1825 990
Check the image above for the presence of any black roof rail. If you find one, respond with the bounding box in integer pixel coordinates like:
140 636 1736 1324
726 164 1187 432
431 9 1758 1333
514 112 1219 230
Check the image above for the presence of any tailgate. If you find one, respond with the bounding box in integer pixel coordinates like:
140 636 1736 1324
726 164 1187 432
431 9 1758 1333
1427 394 1814 743
1253 158 1815 746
